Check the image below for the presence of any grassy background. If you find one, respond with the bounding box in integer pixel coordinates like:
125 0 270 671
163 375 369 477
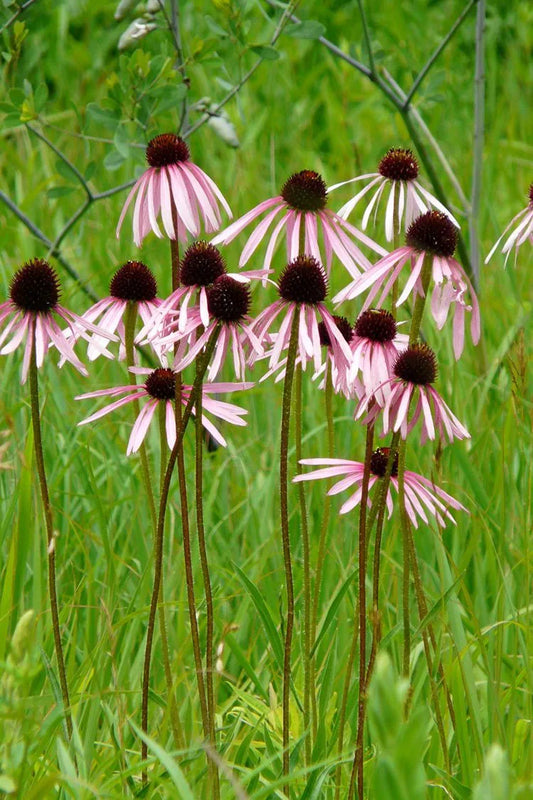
0 0 532 797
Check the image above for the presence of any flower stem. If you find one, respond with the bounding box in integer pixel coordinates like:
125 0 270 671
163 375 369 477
294 363 311 764
28 336 72 740
140 326 220 779
194 363 220 799
397 439 411 681
311 360 334 741
280 310 300 793
349 421 375 800
124 305 184 758
408 253 432 345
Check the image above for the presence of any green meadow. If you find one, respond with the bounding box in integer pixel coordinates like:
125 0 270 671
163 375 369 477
0 0 531 797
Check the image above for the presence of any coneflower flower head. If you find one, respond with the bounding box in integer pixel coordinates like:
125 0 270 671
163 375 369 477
281 170 328 212
166 274 261 381
294 445 467 527
278 254 328 304
330 147 459 240
252 256 352 374
335 210 480 359
356 342 469 444
76 366 250 452
212 169 385 277
485 182 533 264
0 258 111 382
349 308 408 401
207 274 251 322
116 132 232 247
180 241 226 286
315 314 354 396
79 260 161 362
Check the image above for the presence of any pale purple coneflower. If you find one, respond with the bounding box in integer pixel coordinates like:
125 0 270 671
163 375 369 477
252 256 353 375
294 446 467 528
485 183 533 265
78 260 162 361
334 211 480 360
349 309 408 402
329 147 460 241
0 258 115 383
116 133 232 247
164 275 263 381
76 367 251 453
211 169 386 278
356 343 469 445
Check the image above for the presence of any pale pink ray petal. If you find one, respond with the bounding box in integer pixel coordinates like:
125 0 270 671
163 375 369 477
397 250 425 306
416 183 460 227
165 401 177 449
188 161 232 219
131 172 150 246
336 175 382 220
146 170 163 239
180 164 219 230
211 197 281 245
20 317 35 384
329 172 380 192
0 312 28 353
167 164 198 235
128 399 158 454
384 182 396 242
78 393 141 425
361 181 387 230
159 167 176 238
116 174 144 239
239 205 285 266
263 211 290 271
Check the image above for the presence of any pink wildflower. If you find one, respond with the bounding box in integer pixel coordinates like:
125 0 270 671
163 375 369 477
330 147 459 241
349 309 408 401
335 211 480 359
485 183 533 265
211 169 386 277
356 343 469 445
252 256 352 374
76 367 251 453
116 133 232 247
0 258 114 383
294 447 467 528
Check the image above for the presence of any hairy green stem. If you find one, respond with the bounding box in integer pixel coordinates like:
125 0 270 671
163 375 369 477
194 363 220 799
280 311 300 794
311 361 334 741
28 337 73 740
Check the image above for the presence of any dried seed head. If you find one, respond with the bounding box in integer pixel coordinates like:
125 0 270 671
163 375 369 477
180 242 226 287
146 133 190 167
281 170 328 212
109 261 157 302
278 256 327 305
406 211 457 257
378 148 419 182
10 259 60 312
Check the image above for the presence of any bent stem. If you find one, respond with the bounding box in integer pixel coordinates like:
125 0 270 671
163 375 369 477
194 364 220 799
28 337 73 740
280 311 300 793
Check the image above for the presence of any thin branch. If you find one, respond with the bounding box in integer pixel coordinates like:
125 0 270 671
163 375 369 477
356 0 375 76
27 124 93 199
0 0 39 35
403 0 479 108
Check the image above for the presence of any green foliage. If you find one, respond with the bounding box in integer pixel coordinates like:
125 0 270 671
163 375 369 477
0 0 532 798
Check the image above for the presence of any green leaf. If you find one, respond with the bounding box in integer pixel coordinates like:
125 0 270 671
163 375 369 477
285 20 326 39
250 45 280 61
152 84 188 114
232 563 283 670
55 158 77 183
104 150 126 171
129 720 196 798
47 186 76 198
86 102 120 132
